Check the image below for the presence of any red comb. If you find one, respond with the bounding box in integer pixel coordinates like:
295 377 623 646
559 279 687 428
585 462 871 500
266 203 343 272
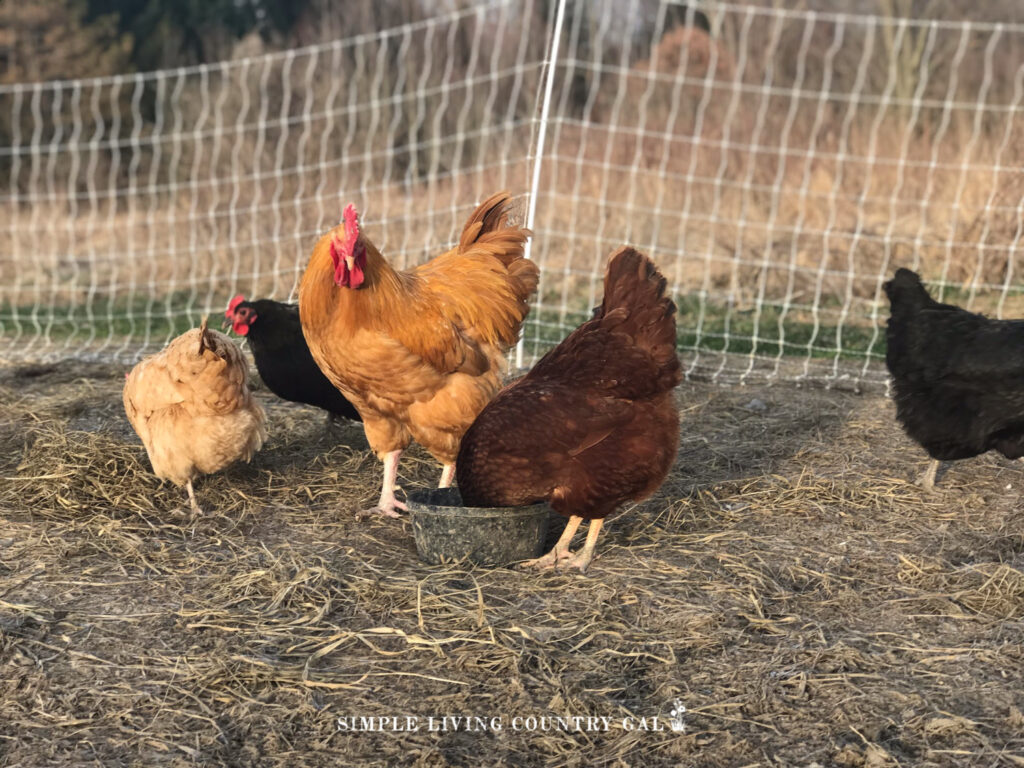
226 294 244 318
339 203 359 257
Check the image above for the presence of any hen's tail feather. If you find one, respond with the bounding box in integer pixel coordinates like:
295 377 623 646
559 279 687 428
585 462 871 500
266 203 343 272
600 246 681 386
197 315 210 356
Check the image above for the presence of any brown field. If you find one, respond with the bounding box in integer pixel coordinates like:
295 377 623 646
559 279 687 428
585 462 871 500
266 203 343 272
1 360 1022 767
7 0 1024 380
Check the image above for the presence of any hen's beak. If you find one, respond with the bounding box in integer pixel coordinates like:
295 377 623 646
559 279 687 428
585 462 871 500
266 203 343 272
221 315 233 331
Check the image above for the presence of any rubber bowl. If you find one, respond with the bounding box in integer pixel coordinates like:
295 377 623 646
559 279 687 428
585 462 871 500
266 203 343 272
406 487 551 566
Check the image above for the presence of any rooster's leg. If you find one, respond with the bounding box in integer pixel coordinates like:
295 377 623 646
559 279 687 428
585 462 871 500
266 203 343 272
363 450 408 519
186 480 203 516
916 458 941 492
439 463 455 489
520 515 583 569
561 518 604 574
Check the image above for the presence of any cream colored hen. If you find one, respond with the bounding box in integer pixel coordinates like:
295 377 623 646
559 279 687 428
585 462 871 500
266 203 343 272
123 317 268 514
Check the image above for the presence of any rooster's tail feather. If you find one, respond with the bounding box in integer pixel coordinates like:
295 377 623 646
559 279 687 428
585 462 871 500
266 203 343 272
458 191 517 250
458 191 538 304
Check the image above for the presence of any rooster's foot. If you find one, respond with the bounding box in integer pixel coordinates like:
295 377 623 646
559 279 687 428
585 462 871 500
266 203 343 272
357 499 408 520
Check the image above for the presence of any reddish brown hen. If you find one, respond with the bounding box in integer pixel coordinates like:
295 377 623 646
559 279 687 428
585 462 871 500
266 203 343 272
456 246 681 572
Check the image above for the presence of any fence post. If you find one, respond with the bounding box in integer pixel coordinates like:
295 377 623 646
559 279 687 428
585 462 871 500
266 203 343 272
517 0 569 370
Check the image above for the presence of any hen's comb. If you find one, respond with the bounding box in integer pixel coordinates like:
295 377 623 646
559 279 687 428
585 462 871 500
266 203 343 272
335 203 360 257
226 294 245 317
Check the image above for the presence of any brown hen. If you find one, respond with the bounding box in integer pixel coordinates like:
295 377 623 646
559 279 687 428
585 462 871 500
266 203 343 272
456 246 681 572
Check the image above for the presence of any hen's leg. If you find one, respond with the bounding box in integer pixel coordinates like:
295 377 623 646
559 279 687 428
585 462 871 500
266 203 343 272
362 450 407 518
439 463 455 489
186 480 203 516
916 458 941 492
521 515 583 569
561 518 604 574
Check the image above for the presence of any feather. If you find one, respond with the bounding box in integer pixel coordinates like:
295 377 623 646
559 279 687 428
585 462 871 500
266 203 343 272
123 324 267 491
457 246 681 521
885 267 1024 463
298 191 537 467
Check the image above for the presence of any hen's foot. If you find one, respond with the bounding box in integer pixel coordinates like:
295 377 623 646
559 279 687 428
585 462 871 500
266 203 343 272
519 515 585 570
558 519 603 574
186 480 204 516
559 550 596 573
519 548 573 569
915 459 942 492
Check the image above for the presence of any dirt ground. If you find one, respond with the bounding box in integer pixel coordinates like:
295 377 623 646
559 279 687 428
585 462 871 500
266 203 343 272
1 361 1022 768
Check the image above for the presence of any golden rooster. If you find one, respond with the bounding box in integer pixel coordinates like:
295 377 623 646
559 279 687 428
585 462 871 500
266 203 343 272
298 191 537 517
123 317 268 514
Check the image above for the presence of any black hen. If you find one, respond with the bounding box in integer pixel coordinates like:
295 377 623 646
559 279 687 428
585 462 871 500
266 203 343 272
884 267 1024 489
224 296 361 424
457 246 681 572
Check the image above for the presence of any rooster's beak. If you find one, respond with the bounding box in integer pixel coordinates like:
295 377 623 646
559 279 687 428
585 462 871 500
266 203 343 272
345 255 355 273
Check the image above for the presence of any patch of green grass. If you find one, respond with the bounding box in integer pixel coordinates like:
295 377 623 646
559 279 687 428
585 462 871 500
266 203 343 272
4 292 884 365
0 293 219 349
520 295 885 364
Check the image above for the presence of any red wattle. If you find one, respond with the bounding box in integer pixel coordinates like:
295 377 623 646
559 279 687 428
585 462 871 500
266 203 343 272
349 261 365 289
334 257 350 287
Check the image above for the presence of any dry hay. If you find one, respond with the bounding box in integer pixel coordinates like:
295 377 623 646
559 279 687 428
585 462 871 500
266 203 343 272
1 361 1023 767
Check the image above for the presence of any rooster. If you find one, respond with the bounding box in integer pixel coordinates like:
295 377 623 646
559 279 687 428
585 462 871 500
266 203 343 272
456 246 681 572
123 317 268 514
298 191 537 517
884 267 1024 490
224 296 361 425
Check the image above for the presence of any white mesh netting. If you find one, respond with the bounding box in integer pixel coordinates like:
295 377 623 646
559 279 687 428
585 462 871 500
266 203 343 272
4 0 1024 390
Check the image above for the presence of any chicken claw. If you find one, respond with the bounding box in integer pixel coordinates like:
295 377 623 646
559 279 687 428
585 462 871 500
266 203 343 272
518 515 584 570
359 499 408 519
559 550 597 573
520 548 573 570
557 519 604 574
185 480 204 516
356 449 406 520
915 458 942 492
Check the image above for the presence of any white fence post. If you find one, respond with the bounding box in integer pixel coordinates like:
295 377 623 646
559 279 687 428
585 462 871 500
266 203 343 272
517 0 568 371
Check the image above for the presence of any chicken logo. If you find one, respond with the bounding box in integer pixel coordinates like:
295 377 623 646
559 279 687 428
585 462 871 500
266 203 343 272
667 700 686 733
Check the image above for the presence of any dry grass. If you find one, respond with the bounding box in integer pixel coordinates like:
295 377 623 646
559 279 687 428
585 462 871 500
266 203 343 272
2 361 1023 767
7 4 1024 382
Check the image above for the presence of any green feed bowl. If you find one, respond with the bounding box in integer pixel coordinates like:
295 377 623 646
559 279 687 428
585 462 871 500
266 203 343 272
407 487 551 566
